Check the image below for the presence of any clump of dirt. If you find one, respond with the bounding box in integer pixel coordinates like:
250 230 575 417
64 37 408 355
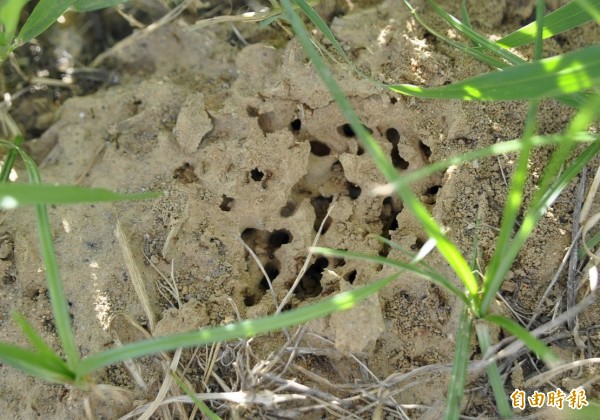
1 0 599 418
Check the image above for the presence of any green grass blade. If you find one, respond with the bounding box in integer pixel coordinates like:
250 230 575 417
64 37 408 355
0 184 160 208
369 235 444 274
385 132 596 191
389 43 600 100
475 322 511 417
0 0 29 58
444 307 472 420
281 0 480 313
11 312 67 367
497 0 600 48
5 145 82 369
71 0 129 12
171 372 221 420
77 272 399 376
0 135 24 182
0 342 75 383
459 0 472 30
311 246 469 305
483 314 560 367
294 0 348 61
16 0 76 46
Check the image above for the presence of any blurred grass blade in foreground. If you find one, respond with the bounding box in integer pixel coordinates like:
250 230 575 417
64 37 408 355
0 184 160 209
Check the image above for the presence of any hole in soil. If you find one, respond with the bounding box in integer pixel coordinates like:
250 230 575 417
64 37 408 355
250 168 264 181
385 127 408 170
259 262 280 290
390 96 398 104
344 269 357 284
357 145 364 155
337 123 373 138
385 128 400 143
219 195 235 212
241 228 257 243
246 105 259 117
332 257 346 267
426 185 441 195
269 229 292 247
422 185 442 205
419 140 432 160
295 257 328 298
346 182 362 199
258 111 277 133
309 140 331 156
310 195 333 233
243 294 256 307
379 196 403 256
411 237 425 251
173 162 199 183
393 153 409 170
290 118 302 132
280 200 296 217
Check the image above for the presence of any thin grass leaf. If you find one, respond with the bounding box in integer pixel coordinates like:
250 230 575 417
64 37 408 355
11 312 67 369
3 144 83 369
370 235 444 275
16 0 77 46
475 322 511 417
379 132 596 197
294 0 349 62
389 43 600 101
311 246 469 305
459 0 472 30
0 342 75 384
0 135 23 183
580 231 600 257
171 372 221 420
483 314 560 367
497 0 600 48
78 272 400 376
444 307 472 420
0 0 29 58
0 184 160 209
71 0 130 12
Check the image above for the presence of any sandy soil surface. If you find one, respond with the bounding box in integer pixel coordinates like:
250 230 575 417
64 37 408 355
1 0 599 418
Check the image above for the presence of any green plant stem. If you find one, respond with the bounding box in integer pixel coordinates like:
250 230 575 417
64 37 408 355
444 307 472 420
475 322 511 417
0 135 23 183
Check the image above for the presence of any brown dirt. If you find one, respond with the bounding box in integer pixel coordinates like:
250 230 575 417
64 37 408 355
1 0 599 418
